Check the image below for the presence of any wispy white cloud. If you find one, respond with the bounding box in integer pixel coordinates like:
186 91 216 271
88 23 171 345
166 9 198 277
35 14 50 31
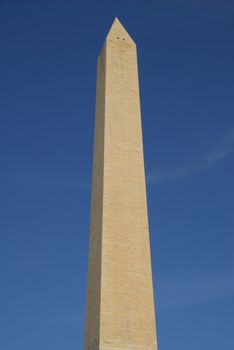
156 267 234 312
147 128 234 184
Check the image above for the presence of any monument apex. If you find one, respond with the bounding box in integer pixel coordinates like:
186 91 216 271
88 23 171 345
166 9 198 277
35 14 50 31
106 17 135 44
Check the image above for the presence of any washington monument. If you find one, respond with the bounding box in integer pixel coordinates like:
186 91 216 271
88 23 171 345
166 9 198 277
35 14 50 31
84 18 158 350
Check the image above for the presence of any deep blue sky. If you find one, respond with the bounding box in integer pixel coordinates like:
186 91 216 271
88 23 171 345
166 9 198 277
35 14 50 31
1 1 233 349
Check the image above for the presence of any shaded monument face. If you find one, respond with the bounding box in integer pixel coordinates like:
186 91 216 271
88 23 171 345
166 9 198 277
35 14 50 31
84 18 158 350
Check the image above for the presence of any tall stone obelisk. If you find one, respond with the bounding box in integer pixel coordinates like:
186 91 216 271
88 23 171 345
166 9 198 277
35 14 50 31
84 18 158 350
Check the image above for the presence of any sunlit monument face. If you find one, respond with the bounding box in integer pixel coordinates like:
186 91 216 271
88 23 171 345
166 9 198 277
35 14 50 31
84 18 158 350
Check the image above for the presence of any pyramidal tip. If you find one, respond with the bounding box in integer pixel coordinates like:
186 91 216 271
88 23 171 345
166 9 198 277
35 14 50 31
106 17 135 45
